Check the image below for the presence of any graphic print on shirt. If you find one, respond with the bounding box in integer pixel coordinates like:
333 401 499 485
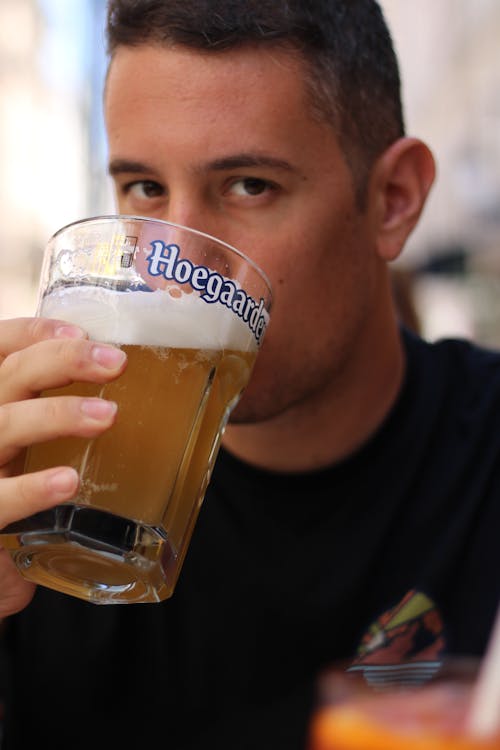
349 590 446 687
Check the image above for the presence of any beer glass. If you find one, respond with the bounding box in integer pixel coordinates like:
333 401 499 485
1 215 272 604
308 658 500 749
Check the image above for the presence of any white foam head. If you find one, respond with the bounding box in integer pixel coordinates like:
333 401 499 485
41 285 258 351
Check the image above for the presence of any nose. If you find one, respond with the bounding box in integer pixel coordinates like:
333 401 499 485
161 191 217 239
154 193 236 276
153 186 251 277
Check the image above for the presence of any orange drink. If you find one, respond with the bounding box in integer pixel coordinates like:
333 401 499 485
309 662 500 750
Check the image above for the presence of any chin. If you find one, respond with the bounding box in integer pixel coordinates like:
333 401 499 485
227 397 262 425
227 385 287 425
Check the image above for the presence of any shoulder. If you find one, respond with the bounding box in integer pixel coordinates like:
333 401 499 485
405 327 500 369
403 328 500 402
391 329 500 461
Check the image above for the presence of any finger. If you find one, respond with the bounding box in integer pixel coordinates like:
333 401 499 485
0 317 87 361
0 396 118 465
0 337 127 404
0 466 80 615
0 549 36 618
0 466 79 529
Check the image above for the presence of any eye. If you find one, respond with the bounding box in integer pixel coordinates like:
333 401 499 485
228 177 275 197
124 180 165 199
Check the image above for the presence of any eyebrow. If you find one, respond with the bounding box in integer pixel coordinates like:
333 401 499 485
108 153 296 177
204 153 296 173
108 159 154 176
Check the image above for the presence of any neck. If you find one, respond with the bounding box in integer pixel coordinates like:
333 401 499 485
222 308 405 473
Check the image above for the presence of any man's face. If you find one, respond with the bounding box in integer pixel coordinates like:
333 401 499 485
105 43 380 424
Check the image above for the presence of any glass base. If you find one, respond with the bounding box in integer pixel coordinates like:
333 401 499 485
0 505 177 604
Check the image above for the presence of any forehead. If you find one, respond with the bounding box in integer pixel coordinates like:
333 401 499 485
106 41 309 107
104 43 343 164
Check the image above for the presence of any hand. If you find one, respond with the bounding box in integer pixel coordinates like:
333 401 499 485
0 317 127 617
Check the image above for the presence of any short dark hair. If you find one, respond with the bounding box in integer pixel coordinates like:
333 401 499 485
106 0 405 205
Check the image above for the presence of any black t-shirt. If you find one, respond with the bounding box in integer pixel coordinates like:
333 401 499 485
1 330 500 749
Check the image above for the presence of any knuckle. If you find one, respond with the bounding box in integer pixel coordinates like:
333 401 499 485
43 397 65 425
27 317 53 342
43 396 84 434
53 338 90 371
0 404 12 436
0 349 21 380
15 472 38 508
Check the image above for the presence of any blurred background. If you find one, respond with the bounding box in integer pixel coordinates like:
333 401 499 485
0 0 500 346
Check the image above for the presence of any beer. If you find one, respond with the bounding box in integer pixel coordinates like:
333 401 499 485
3 284 257 603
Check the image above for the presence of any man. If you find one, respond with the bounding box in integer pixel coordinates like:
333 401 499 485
0 2 498 748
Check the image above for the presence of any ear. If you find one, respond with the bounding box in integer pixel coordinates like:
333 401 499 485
371 137 436 262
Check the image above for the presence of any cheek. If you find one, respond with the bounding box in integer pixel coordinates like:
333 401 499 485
259 219 375 362
263 243 342 340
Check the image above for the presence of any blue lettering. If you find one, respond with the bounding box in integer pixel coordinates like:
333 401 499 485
174 258 194 284
220 280 237 307
202 273 224 303
191 266 209 290
232 289 247 316
147 241 179 278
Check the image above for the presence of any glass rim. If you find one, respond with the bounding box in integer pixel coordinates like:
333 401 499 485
49 213 273 302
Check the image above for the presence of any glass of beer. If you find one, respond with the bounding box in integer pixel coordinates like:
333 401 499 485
0 215 272 604
308 658 500 749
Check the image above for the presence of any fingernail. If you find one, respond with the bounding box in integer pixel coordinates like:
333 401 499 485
80 398 118 421
46 467 79 496
91 345 127 369
54 324 86 339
